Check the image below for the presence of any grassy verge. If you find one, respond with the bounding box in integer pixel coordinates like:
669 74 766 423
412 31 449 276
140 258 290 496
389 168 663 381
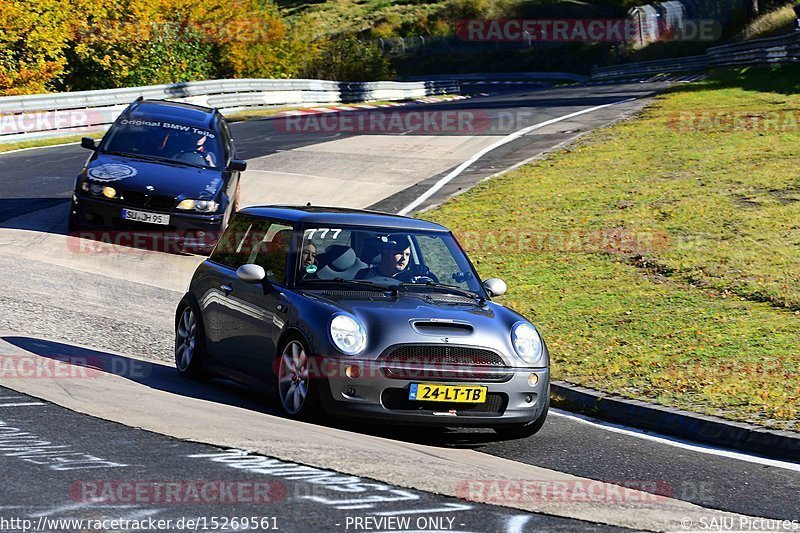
0 135 85 154
740 3 796 40
423 66 800 430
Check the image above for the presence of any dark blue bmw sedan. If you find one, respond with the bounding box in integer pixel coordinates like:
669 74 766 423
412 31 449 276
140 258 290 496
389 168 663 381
70 98 247 252
175 205 550 438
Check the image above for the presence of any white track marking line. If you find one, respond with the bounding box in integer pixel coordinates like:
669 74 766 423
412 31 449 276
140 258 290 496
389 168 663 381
506 515 533 533
397 98 636 215
0 402 45 407
550 409 800 473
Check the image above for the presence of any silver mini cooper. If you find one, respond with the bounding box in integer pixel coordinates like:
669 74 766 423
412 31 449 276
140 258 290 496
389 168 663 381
175 205 549 438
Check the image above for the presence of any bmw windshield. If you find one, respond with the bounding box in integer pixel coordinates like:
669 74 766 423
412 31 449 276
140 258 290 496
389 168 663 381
101 117 224 169
295 226 485 296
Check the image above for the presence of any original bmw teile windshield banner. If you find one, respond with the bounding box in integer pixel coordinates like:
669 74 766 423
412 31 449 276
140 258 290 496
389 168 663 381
2 3 799 531
119 118 217 139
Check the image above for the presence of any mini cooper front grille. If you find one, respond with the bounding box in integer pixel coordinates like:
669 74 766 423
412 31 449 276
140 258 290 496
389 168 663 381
382 345 507 367
382 366 511 382
381 388 507 414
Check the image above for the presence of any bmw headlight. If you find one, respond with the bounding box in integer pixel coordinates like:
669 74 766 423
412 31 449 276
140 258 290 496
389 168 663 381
176 199 219 212
330 314 366 355
512 322 543 365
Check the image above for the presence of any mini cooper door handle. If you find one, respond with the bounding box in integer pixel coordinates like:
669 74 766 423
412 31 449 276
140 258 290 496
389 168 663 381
220 284 233 294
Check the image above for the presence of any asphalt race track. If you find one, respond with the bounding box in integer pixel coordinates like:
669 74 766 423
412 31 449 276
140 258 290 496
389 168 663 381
0 81 798 532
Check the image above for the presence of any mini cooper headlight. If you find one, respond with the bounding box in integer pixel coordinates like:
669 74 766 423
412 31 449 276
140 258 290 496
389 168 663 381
177 199 219 212
512 322 543 365
330 314 366 355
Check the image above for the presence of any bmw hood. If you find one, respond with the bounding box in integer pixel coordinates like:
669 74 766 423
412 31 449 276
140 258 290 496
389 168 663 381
85 153 224 200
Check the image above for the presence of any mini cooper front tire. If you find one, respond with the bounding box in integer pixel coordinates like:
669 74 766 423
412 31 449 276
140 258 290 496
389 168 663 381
276 335 322 420
492 392 549 439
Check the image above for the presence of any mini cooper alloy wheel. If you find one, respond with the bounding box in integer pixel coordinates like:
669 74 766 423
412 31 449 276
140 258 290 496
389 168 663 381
278 340 310 415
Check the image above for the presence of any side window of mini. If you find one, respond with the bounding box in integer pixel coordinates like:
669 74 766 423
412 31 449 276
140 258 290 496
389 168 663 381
247 219 294 286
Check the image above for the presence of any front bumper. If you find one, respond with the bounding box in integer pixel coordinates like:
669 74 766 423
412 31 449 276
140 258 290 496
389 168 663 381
319 358 550 427
71 193 224 251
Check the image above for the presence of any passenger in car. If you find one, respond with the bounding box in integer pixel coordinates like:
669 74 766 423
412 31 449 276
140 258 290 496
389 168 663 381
300 240 318 278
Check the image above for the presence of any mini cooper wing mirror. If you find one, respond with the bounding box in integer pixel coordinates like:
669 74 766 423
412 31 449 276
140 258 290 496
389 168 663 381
483 278 507 297
236 264 265 284
226 159 247 172
81 137 98 151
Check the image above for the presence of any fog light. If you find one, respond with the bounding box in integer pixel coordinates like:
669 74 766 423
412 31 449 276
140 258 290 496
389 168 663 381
102 186 117 199
345 365 360 379
345 387 356 396
525 394 533 403
528 373 538 387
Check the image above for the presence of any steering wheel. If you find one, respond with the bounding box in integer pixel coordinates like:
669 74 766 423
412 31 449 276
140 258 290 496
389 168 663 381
400 265 440 284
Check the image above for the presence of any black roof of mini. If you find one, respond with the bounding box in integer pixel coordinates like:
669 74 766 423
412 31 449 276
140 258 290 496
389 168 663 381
238 205 450 232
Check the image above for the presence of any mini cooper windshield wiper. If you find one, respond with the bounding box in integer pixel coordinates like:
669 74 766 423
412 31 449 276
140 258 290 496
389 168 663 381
401 281 484 302
307 278 399 295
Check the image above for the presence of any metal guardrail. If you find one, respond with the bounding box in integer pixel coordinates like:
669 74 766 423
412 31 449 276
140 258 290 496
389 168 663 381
403 72 588 82
592 55 708 79
591 31 800 79
0 78 460 142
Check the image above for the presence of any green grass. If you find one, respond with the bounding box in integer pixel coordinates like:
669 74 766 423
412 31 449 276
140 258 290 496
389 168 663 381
0 134 85 153
423 65 800 430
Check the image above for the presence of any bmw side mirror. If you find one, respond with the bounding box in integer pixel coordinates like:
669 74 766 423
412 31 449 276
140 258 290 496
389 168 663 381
81 137 98 151
227 159 247 172
483 278 507 297
236 264 265 284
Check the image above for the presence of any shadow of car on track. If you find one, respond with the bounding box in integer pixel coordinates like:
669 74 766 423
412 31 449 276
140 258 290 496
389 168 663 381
0 198 199 257
3 336 532 449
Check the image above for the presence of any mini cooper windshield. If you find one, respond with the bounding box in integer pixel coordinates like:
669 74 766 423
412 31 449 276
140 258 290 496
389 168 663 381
296 226 485 296
101 117 224 169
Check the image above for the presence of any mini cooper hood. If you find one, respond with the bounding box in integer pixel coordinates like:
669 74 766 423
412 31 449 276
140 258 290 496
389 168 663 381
86 153 223 200
307 290 526 335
